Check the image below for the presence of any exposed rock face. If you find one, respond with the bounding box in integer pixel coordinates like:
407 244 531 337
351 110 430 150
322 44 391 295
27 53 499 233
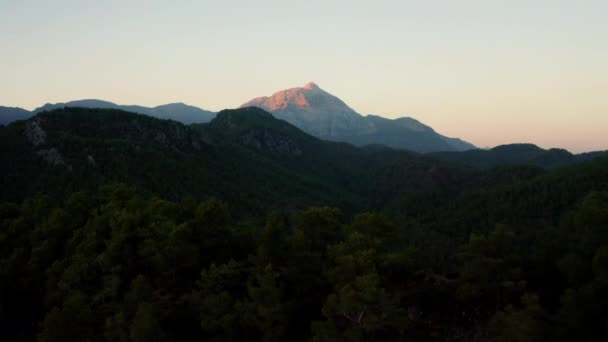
87 155 96 166
241 82 476 153
393 117 430 132
37 148 66 167
25 120 47 146
4 84 476 153
241 82 375 139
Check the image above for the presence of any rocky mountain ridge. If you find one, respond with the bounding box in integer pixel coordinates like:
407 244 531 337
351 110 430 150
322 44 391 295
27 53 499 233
241 82 476 152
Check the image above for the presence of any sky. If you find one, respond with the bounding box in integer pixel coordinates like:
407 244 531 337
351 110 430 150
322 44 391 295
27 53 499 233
1 0 607 152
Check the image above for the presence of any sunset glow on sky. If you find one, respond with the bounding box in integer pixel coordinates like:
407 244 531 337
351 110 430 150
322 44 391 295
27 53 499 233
1 0 606 152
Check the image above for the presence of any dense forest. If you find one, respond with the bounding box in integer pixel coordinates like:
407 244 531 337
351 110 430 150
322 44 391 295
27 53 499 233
1 108 607 341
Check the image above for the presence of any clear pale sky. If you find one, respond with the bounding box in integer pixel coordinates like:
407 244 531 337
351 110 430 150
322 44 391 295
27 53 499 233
1 0 607 152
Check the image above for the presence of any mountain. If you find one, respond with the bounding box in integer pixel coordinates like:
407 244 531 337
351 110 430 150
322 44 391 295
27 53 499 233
3 107 605 215
0 106 31 125
430 143 608 169
33 99 216 124
205 106 316 154
2 106 471 216
349 114 476 153
3 106 608 341
241 82 375 138
241 82 476 152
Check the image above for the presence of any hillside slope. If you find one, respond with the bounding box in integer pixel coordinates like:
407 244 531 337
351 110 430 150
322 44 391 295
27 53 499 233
241 82 476 152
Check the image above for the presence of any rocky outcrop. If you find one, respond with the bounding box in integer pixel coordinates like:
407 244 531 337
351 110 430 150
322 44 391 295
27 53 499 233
241 82 375 139
241 82 476 152
37 148 64 166
25 120 47 146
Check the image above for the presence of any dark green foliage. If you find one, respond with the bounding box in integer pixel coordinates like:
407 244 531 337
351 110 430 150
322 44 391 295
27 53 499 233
1 108 608 341
0 108 358 214
490 293 549 342
2 181 608 340
458 225 525 310
430 143 608 169
313 214 411 341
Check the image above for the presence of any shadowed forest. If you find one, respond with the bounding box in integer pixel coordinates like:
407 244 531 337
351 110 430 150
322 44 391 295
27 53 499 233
1 108 607 341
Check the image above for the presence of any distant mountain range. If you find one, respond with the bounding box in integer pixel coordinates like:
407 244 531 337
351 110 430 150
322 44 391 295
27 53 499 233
0 83 478 153
0 106 31 125
34 99 217 124
2 106 607 213
1 86 604 156
5 83 605 155
0 100 216 125
241 82 476 152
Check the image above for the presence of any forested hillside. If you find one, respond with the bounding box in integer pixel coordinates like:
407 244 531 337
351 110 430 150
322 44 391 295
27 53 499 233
430 143 608 169
1 108 607 341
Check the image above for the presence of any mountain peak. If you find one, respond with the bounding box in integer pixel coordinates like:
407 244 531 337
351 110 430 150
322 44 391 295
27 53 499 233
240 82 370 138
240 83 476 152
302 82 319 90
